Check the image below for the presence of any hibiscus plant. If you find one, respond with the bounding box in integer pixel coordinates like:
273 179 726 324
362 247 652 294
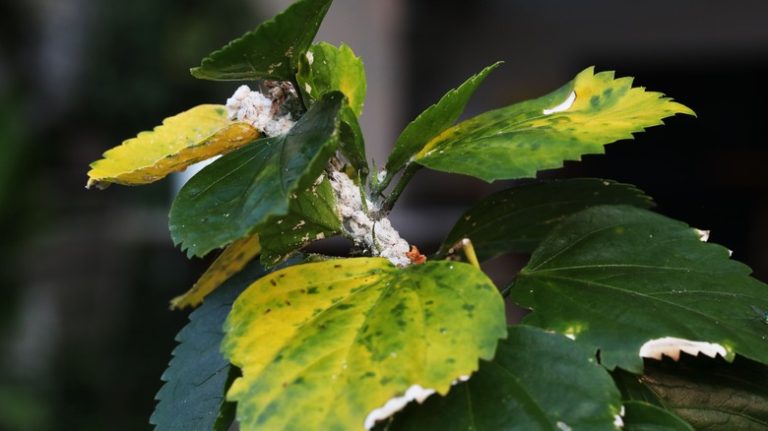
86 0 768 429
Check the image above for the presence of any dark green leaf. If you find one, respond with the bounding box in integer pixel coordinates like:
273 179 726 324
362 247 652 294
387 325 622 431
622 402 693 431
438 178 653 261
190 0 333 81
510 205 768 372
385 62 501 176
258 175 340 267
639 354 768 430
612 368 665 407
150 260 266 431
412 67 694 182
338 105 368 175
169 91 343 257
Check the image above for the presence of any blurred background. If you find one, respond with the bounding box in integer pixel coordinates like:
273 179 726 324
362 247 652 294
1 0 767 429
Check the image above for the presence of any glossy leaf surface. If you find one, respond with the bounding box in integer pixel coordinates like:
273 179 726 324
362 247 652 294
190 0 332 81
439 178 653 261
169 92 343 257
258 175 341 267
387 325 622 431
622 402 693 431
413 67 694 182
151 260 267 431
171 233 261 309
385 62 500 175
223 258 506 431
297 42 367 117
511 205 768 372
86 105 257 189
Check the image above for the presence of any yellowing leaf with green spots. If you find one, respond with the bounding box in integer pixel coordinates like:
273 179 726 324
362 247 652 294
222 258 506 431
86 105 258 189
170 233 261 310
413 67 695 182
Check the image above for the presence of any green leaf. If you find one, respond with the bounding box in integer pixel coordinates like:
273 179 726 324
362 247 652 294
150 259 266 431
438 178 653 261
413 67 695 182
86 105 258 189
190 0 333 81
339 104 368 175
296 43 368 173
510 205 768 372
637 354 768 430
622 402 694 431
222 258 506 431
171 233 261 309
297 42 367 117
386 325 622 431
258 175 341 267
169 91 344 257
612 368 665 407
385 62 501 176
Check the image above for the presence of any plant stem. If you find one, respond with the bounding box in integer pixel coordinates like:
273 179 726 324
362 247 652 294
460 239 481 270
380 164 420 214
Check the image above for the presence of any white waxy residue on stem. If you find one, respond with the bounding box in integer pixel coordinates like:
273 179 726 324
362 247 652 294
329 171 411 267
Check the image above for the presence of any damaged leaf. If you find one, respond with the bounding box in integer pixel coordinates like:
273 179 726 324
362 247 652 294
222 258 506 431
169 91 343 257
190 0 333 81
86 105 257 189
439 178 653 261
510 205 768 372
637 354 768 430
170 233 261 309
387 326 622 431
413 67 694 182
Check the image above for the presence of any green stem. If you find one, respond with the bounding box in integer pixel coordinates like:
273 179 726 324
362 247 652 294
380 164 420 213
501 280 516 298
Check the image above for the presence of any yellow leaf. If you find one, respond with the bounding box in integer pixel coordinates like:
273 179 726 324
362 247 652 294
223 258 506 430
86 105 258 189
170 233 261 309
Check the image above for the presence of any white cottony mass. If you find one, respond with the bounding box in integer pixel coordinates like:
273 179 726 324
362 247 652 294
225 85 296 136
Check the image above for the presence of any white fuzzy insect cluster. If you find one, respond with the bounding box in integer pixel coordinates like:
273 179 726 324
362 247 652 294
328 171 411 267
225 85 295 136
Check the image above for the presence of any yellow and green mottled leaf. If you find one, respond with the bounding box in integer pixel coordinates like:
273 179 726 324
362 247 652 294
170 233 261 310
86 104 258 189
413 67 695 182
297 42 367 117
223 258 506 431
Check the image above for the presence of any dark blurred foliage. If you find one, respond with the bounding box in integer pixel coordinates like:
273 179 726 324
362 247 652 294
0 0 260 429
1 0 767 429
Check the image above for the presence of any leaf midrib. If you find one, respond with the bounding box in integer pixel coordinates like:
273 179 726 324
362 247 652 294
529 273 745 341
